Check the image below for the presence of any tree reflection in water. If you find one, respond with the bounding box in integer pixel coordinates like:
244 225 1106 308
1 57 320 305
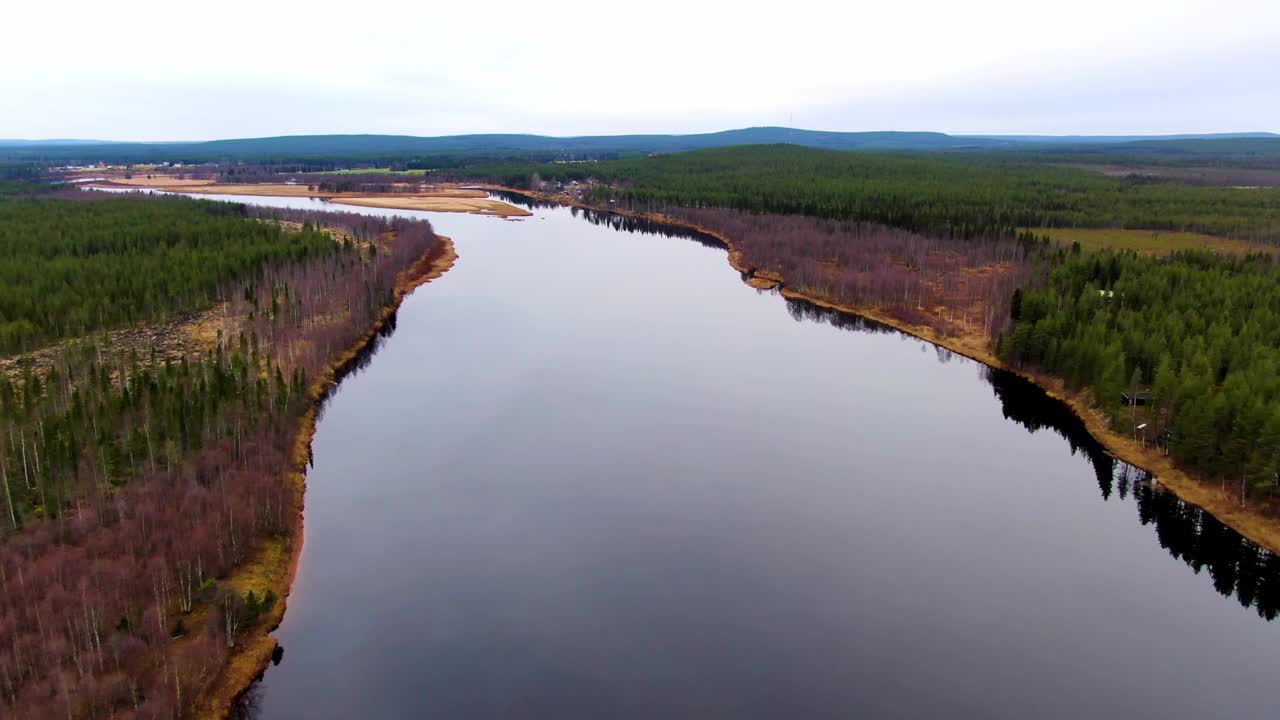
490 190 727 250
232 220 1279 720
790 295 1280 621
230 684 263 720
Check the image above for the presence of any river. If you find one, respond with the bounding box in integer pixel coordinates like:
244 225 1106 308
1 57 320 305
132 190 1280 718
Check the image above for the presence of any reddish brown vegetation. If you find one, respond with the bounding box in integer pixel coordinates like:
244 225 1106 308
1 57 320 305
665 207 1036 339
0 207 438 719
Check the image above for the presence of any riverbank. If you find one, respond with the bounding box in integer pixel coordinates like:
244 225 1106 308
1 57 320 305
331 195 530 217
775 289 1280 558
193 235 459 719
85 177 531 217
86 175 484 198
488 185 1280 558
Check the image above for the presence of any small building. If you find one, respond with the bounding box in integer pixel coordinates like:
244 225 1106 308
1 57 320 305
1121 391 1150 406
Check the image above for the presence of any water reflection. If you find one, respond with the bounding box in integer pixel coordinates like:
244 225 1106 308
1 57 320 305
789 296 1280 621
230 685 263 720
219 191 1280 719
487 189 561 211
492 190 727 249
784 295 902 336
1134 481 1280 619
567 205 726 250
314 310 398 429
984 364 1118 498
232 317 398 720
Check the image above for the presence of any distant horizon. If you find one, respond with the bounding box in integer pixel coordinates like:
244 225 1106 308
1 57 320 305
3 127 1278 146
6 0 1277 141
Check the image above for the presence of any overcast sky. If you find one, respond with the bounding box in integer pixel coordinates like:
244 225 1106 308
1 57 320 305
6 0 1278 141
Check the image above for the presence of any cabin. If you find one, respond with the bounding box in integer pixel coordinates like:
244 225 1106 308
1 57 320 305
1121 391 1150 406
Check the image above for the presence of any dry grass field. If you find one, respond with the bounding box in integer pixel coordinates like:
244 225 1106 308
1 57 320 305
1032 227 1268 255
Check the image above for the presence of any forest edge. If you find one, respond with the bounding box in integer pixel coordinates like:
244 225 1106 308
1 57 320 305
193 235 458 719
134 182 1280 718
483 184 1280 559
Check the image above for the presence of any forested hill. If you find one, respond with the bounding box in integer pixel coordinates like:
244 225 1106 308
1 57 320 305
193 129 1010 155
5 128 1278 164
0 129 1008 162
966 133 1279 145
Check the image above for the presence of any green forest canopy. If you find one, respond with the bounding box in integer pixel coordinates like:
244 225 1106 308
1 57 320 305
5 129 1278 165
1003 250 1280 496
462 145 1280 241
0 193 336 354
465 145 1280 498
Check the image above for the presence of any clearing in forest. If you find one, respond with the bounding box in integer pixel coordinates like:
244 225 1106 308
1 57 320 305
1032 227 1266 255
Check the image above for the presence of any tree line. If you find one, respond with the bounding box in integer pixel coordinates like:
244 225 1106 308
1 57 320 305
0 192 441 718
0 191 337 354
452 145 1280 242
464 146 1280 507
1002 249 1280 501
797 297 1280 620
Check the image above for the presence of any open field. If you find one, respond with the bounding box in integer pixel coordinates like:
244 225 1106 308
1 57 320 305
85 177 527 216
314 167 429 175
0 304 235 382
102 174 216 187
1072 164 1280 187
332 195 531 216
154 183 488 199
90 175 485 197
1031 227 1269 255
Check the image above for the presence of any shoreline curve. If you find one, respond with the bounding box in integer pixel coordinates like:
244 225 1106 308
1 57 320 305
486 185 1280 558
195 235 458 719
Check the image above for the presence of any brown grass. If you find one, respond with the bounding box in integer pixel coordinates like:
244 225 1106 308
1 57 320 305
104 175 217 187
0 304 238 383
1032 227 1267 255
93 181 322 197
0 217 366 384
331 195 530 217
1069 163 1280 188
87 178 518 215
408 187 489 198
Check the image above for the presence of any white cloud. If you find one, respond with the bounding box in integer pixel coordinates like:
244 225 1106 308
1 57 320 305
4 0 1277 139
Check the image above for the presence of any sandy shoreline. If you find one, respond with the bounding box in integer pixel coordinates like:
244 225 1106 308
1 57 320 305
331 194 530 217
85 177 530 217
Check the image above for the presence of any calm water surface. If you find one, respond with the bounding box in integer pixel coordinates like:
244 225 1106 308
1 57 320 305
173 193 1280 719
